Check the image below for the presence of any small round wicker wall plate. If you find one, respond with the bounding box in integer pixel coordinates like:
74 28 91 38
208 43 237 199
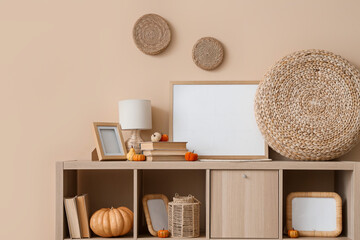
192 37 224 70
133 14 171 55
255 49 360 160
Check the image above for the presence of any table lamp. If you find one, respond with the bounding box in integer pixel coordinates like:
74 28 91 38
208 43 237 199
118 99 152 153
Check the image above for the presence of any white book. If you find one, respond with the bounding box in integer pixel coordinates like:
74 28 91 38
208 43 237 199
64 196 82 239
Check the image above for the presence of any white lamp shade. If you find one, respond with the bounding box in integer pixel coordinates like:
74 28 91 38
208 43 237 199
118 99 152 130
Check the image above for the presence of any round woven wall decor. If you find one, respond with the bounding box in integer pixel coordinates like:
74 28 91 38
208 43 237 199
255 49 360 160
133 14 171 55
192 37 224 70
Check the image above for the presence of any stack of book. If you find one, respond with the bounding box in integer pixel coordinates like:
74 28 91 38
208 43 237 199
64 194 90 239
140 141 188 161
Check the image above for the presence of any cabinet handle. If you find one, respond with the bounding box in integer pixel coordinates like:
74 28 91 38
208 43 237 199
242 174 247 179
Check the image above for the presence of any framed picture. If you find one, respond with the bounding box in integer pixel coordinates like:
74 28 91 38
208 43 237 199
142 194 169 237
170 81 268 160
93 122 127 161
286 192 342 237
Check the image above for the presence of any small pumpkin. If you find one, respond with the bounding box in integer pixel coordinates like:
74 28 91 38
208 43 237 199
133 154 146 161
288 229 299 238
157 229 170 238
160 134 169 142
151 132 162 142
185 151 198 161
90 206 133 237
127 147 136 161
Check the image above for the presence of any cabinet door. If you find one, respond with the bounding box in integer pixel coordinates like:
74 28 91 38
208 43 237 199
211 170 278 239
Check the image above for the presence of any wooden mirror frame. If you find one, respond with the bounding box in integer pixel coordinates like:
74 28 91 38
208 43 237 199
286 192 342 237
142 194 169 236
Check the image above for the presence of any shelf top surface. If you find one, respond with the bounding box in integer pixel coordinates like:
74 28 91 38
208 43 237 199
60 160 356 170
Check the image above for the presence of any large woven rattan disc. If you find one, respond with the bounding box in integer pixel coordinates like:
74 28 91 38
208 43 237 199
133 14 171 55
192 37 224 70
255 49 360 160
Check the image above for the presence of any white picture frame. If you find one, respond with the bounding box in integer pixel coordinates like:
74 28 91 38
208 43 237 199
170 81 268 160
93 122 127 161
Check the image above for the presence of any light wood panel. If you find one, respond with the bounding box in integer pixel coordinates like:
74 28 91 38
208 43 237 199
64 238 134 240
279 169 283 240
133 170 139 239
283 237 350 240
354 163 360 240
335 171 353 238
211 170 279 238
205 169 210 239
137 233 206 239
56 162 63 240
64 160 355 170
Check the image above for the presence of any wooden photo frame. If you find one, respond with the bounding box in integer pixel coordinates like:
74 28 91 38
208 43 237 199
142 194 169 237
93 122 127 161
170 81 268 160
286 192 342 237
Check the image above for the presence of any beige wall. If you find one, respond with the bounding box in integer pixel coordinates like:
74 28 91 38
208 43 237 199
1 0 360 239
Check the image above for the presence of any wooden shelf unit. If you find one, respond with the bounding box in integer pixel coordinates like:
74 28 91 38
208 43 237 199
56 160 360 240
282 237 351 240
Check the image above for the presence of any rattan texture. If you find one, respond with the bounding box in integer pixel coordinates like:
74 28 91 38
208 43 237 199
255 49 360 161
168 194 200 238
192 37 224 70
133 14 171 55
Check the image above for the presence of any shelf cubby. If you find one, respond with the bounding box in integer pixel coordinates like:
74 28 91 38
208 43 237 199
61 168 134 239
283 170 353 239
137 169 206 238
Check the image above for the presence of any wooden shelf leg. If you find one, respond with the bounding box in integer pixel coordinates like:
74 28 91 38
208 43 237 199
279 169 283 240
206 169 210 240
134 169 138 240
354 163 360 240
56 162 64 240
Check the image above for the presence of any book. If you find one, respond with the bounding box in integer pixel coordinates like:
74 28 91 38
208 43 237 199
146 155 186 161
143 149 188 156
76 194 90 238
64 196 81 239
140 141 187 150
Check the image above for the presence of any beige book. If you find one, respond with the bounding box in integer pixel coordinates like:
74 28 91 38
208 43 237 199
76 194 90 238
143 149 188 156
64 197 81 239
146 155 186 161
140 141 187 150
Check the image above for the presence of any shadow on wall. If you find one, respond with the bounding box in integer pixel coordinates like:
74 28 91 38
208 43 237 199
340 141 360 161
149 106 170 137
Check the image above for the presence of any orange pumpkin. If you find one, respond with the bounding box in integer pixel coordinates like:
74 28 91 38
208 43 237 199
160 134 169 142
185 151 198 161
157 229 170 238
133 154 146 161
288 229 299 238
90 207 133 237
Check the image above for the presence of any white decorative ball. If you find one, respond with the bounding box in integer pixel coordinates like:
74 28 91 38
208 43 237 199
151 132 162 142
